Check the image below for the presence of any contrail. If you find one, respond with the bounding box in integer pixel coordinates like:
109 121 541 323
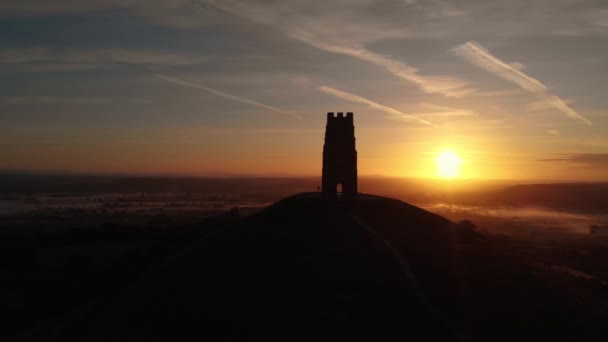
299 39 476 98
201 2 475 98
451 41 591 125
318 86 438 127
155 74 302 119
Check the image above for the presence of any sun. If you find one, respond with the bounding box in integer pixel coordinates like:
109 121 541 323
436 150 462 178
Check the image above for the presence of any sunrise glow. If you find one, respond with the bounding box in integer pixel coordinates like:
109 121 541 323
436 151 462 178
0 1 606 182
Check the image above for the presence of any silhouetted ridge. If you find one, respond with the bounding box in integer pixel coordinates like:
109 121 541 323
55 193 601 342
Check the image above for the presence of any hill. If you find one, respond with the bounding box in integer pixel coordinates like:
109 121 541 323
46 193 605 341
451 183 608 213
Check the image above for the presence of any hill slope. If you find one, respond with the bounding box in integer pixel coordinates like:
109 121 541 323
52 193 604 341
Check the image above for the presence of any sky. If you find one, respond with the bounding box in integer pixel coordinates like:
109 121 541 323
1 0 608 180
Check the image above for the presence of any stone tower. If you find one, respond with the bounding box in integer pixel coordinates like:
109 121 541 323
322 112 358 197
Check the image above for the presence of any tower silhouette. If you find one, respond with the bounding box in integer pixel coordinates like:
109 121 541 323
322 112 358 197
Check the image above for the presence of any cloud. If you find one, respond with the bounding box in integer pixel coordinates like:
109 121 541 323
4 1 608 38
528 98 575 112
0 1 126 14
204 1 476 98
539 154 608 167
200 0 608 39
289 75 311 87
0 48 51 64
469 89 525 97
450 41 591 125
451 42 546 92
65 49 205 66
585 8 608 30
0 1 222 27
0 96 151 105
293 38 476 98
0 96 111 105
508 62 526 70
0 48 204 67
4 2 602 99
156 74 301 119
547 130 560 135
318 86 437 127
413 103 475 117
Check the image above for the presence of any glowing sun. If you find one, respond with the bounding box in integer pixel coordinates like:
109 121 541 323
436 151 462 178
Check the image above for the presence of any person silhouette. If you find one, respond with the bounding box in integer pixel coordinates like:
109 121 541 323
317 186 320 192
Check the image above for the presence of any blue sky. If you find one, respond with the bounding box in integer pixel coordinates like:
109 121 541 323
1 0 608 180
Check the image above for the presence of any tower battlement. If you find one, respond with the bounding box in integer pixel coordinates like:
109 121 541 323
326 112 354 121
322 112 358 197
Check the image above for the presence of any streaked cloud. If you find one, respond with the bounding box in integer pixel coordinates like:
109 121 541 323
294 38 476 98
544 95 590 125
0 1 221 28
528 98 575 112
451 41 591 125
0 96 111 105
585 8 608 31
547 130 560 135
539 154 608 167
0 1 124 14
413 103 475 117
4 1 608 38
0 48 50 64
0 48 204 67
318 86 437 127
469 89 525 97
451 42 546 92
66 48 205 66
156 74 301 119
205 1 476 98
0 96 151 105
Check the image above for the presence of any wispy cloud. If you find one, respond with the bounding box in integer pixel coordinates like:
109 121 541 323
0 96 151 105
0 48 204 67
539 153 608 167
0 96 111 105
585 8 608 32
0 2 124 15
450 41 547 92
296 38 476 98
156 74 301 119
412 102 475 117
204 1 476 98
469 89 525 97
4 1 608 38
528 98 575 112
451 41 591 125
68 48 205 66
547 130 560 135
0 48 50 64
318 86 437 127
0 1 222 28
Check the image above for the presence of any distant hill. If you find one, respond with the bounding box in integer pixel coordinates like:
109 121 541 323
52 193 604 341
452 183 608 213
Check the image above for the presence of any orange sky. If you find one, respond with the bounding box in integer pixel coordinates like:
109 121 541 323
1 1 608 181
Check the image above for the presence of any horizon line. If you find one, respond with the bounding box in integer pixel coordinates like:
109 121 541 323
0 169 605 183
